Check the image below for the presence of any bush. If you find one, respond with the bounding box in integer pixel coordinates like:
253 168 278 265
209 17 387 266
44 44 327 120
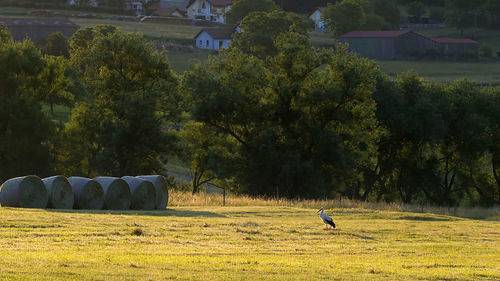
403 48 423 58
479 43 494 58
461 50 479 59
423 48 441 59
407 1 426 18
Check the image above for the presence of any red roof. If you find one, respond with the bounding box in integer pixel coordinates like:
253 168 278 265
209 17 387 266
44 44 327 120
187 0 232 8
431 38 478 44
339 30 410 38
309 7 326 16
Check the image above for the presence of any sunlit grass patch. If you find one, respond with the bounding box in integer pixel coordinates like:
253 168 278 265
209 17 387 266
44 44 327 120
0 204 498 280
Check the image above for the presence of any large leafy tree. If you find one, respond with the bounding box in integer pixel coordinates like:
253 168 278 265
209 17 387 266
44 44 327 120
0 33 55 182
323 0 389 36
40 32 69 58
373 0 400 28
178 121 236 194
38 55 74 114
323 1 364 36
225 0 279 24
58 26 181 177
182 32 382 198
232 10 309 59
445 0 486 35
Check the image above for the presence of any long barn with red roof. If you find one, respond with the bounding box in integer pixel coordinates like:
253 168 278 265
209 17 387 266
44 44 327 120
339 30 478 59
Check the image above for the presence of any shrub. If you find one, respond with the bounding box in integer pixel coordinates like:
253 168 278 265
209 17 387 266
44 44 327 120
479 43 494 58
423 48 441 59
461 50 479 59
131 228 144 236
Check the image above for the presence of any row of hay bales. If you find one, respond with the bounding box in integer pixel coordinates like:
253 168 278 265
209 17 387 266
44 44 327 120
0 175 168 210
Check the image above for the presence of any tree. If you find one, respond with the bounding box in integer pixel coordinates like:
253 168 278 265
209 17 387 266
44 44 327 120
407 1 426 19
59 26 181 177
37 55 74 114
178 121 236 194
232 10 310 59
0 24 12 43
182 32 382 198
373 0 400 28
445 0 486 36
475 86 500 205
225 0 279 24
0 38 55 182
372 72 446 203
323 1 364 36
41 32 69 57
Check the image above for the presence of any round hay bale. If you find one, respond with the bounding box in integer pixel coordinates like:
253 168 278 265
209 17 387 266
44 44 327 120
136 175 169 210
94 177 131 210
42 176 74 209
0 175 48 208
68 177 104 210
122 176 156 210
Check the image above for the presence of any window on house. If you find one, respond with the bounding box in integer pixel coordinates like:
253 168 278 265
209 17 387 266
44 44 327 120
199 40 202 46
202 2 206 8
206 40 210 47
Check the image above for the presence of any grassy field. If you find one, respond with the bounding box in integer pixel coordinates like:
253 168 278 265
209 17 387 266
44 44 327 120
377 60 500 84
0 193 498 280
71 18 202 42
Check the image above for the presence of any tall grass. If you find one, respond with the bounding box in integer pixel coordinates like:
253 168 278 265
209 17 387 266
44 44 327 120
168 190 500 220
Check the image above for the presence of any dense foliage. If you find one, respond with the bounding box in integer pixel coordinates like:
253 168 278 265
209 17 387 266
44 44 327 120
322 0 400 36
1 24 499 206
225 0 279 24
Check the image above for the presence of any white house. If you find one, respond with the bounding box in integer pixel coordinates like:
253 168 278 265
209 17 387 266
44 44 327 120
186 0 232 24
126 1 143 14
194 27 234 50
309 7 326 31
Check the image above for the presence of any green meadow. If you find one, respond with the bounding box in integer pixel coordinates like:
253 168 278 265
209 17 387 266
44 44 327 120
0 193 498 280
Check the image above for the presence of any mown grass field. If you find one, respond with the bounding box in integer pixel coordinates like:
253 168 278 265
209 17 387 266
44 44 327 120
0 192 498 280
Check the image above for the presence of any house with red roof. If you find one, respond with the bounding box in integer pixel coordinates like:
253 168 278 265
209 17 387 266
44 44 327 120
339 30 478 59
186 0 232 24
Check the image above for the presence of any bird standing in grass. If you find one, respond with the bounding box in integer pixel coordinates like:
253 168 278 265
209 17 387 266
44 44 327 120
318 207 336 229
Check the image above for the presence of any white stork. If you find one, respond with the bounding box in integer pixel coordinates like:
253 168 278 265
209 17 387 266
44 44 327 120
318 207 336 229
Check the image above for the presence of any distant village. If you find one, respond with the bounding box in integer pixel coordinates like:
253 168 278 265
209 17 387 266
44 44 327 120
0 0 479 59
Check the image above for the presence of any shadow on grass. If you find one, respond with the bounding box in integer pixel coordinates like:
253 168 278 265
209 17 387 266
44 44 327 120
348 233 376 240
46 208 226 218
309 230 376 240
397 215 456 222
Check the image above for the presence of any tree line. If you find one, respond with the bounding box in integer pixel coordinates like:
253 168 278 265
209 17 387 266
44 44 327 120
1 22 499 207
